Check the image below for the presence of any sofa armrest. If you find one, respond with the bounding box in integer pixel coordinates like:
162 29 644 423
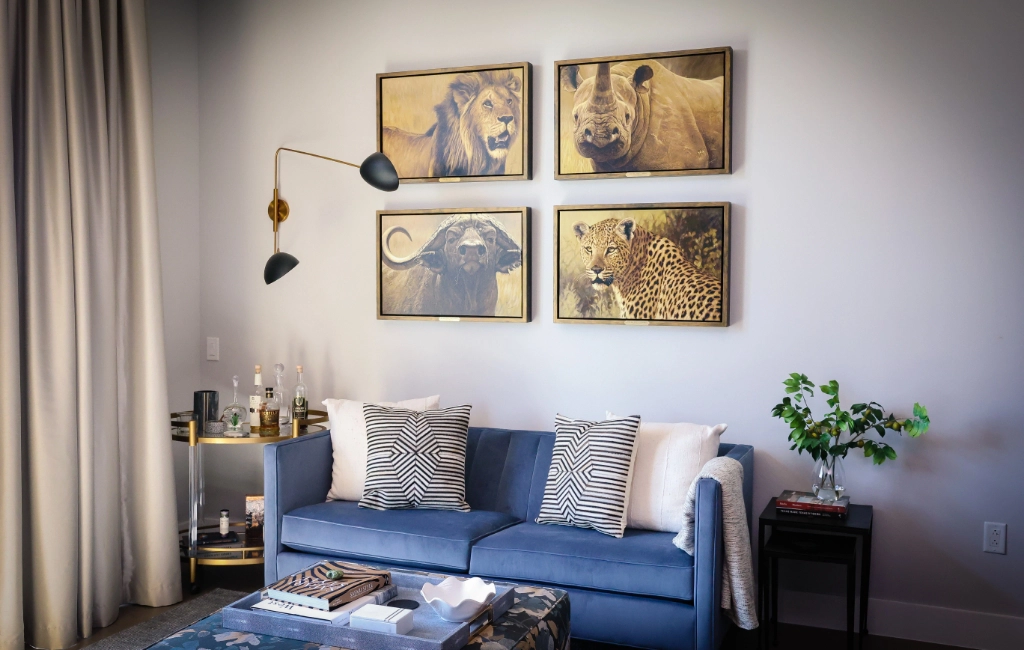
693 477 725 650
718 443 754 534
264 431 332 584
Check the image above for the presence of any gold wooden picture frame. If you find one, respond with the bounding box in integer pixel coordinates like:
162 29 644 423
377 62 532 184
377 207 531 323
555 47 732 180
553 203 730 327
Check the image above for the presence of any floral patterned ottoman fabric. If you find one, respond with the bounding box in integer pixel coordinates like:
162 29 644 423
149 586 569 650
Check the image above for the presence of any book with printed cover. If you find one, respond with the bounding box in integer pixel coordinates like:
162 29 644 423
263 561 391 611
777 490 850 513
252 584 398 624
776 506 848 520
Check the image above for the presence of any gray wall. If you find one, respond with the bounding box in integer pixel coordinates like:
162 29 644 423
149 1 1024 646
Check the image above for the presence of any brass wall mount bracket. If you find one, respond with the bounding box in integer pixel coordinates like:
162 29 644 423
267 198 290 223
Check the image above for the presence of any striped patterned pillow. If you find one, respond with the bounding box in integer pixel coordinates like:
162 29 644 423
359 404 472 511
536 414 642 537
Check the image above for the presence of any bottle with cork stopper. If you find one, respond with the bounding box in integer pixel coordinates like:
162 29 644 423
293 365 308 422
250 365 264 432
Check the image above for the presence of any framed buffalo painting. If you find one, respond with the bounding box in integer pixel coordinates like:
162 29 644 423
555 47 732 180
377 62 532 183
377 208 531 322
554 203 730 327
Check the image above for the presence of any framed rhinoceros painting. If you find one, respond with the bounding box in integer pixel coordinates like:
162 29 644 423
377 208 531 322
554 203 730 327
377 62 532 184
555 47 732 180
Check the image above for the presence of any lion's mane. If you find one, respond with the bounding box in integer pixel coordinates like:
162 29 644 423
428 70 522 177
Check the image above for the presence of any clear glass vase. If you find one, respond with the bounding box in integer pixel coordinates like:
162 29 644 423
813 454 846 502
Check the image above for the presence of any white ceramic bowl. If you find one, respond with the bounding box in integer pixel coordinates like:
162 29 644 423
420 576 496 622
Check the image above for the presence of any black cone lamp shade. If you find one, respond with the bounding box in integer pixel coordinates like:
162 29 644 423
360 152 399 192
264 251 299 285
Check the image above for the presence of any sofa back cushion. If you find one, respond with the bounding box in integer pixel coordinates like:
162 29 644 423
464 427 554 521
465 428 753 534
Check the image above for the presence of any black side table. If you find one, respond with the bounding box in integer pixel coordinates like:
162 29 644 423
758 498 873 649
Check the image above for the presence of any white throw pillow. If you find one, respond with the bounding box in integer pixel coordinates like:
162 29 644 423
608 411 726 532
324 395 440 501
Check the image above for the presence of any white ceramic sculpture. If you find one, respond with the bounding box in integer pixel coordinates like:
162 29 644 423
420 576 496 622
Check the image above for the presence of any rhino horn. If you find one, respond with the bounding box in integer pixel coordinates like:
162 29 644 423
592 62 615 108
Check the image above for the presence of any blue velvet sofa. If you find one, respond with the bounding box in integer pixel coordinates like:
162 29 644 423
265 427 753 650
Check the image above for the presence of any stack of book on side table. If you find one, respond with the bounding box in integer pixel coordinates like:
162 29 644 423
254 561 399 627
776 490 850 520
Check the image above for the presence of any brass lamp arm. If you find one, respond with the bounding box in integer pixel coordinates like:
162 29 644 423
263 146 396 283
270 147 360 253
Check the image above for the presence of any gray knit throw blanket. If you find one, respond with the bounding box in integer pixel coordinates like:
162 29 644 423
673 456 758 630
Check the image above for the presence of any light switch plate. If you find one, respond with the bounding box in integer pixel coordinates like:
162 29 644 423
984 522 1006 554
206 337 220 361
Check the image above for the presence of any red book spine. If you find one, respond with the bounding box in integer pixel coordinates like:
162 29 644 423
776 499 848 513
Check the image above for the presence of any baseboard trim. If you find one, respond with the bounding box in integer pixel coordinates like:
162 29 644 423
779 589 1024 650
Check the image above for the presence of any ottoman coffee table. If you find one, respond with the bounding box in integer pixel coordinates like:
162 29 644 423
149 584 569 650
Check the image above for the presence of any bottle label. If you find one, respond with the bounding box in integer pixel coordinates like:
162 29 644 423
293 396 308 420
250 395 262 427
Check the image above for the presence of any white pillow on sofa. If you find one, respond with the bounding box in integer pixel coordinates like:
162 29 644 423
324 395 440 501
608 411 726 533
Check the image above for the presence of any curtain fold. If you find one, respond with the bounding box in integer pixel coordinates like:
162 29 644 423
0 2 181 648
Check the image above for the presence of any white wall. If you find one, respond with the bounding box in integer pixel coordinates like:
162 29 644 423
148 0 201 524
157 0 1024 646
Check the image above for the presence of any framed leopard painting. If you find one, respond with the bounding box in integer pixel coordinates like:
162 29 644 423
554 203 730 327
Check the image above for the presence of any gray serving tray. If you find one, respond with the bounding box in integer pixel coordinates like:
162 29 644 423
222 569 517 650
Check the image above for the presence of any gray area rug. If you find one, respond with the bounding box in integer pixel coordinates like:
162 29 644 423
89 589 246 650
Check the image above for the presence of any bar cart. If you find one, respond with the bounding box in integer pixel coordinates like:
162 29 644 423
171 411 328 592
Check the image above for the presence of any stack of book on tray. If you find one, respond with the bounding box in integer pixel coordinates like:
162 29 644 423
255 560 398 626
776 490 850 520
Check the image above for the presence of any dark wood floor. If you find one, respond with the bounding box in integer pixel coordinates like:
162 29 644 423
58 561 965 650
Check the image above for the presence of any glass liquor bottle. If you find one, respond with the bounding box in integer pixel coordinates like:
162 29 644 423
222 375 247 436
260 386 280 435
249 365 264 432
292 365 308 422
274 363 291 426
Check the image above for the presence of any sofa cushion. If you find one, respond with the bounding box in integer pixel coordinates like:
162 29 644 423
469 522 694 601
281 501 518 572
465 428 546 519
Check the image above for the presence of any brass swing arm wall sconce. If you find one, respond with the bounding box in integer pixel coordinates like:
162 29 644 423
264 147 399 284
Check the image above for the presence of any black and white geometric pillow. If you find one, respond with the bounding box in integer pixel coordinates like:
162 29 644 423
536 414 642 538
359 404 472 512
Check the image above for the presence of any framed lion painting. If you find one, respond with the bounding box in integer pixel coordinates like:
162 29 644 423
554 203 730 327
377 207 531 322
555 47 732 180
377 62 532 183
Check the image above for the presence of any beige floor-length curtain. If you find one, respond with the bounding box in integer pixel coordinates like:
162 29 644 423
0 1 182 648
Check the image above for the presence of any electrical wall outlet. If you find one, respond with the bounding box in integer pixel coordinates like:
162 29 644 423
984 522 1006 554
206 337 220 361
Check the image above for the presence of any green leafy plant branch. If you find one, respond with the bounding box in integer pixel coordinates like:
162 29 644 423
770 373 930 465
